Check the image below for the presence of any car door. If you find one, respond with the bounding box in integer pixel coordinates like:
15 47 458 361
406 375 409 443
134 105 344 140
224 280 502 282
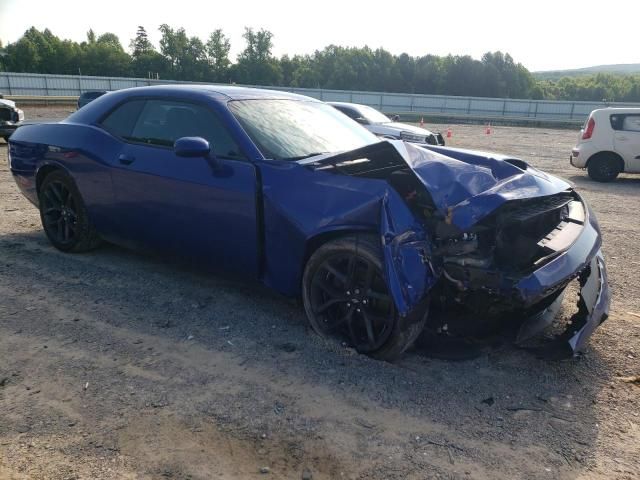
612 113 640 172
100 97 259 277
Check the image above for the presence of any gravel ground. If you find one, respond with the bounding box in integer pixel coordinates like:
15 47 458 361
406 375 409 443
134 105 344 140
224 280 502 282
0 107 639 480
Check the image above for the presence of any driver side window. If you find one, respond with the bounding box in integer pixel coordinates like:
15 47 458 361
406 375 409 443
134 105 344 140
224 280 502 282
101 99 245 160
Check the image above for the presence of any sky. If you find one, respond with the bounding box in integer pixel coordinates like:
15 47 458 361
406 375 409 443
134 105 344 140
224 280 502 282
0 0 638 72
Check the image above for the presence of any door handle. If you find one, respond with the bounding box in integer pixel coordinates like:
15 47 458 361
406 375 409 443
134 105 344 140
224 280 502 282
118 154 135 165
616 136 628 141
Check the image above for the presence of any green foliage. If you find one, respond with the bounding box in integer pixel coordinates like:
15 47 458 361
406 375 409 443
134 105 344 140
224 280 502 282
130 26 168 79
206 29 231 82
130 26 153 57
3 25 639 102
539 73 640 102
234 28 282 86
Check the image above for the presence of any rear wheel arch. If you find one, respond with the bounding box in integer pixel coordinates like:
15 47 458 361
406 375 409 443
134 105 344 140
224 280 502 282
38 169 101 252
586 151 624 182
36 164 67 194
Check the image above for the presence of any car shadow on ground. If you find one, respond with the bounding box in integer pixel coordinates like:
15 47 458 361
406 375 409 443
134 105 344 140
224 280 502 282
0 229 610 478
567 174 640 189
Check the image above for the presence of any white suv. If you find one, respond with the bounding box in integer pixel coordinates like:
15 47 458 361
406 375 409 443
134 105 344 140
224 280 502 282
570 108 640 182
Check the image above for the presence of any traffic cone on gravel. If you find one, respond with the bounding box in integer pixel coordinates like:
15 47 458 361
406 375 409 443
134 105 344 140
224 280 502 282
447 128 452 139
486 123 492 135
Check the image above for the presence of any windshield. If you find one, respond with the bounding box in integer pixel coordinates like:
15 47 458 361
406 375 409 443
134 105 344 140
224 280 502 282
357 105 392 124
228 99 378 160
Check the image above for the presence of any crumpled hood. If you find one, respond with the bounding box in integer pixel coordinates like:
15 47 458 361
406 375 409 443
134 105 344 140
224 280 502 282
392 141 572 231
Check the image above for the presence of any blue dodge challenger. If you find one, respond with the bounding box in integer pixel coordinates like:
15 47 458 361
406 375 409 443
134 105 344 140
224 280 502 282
8 85 610 360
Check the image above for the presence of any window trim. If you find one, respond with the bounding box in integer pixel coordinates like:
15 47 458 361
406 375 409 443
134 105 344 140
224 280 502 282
96 96 249 161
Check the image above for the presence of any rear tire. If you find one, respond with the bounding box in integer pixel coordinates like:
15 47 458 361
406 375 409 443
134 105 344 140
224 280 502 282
302 234 427 361
38 170 102 252
587 154 621 182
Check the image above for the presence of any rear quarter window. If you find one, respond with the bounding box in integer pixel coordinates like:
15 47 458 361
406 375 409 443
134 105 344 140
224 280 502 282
100 100 145 138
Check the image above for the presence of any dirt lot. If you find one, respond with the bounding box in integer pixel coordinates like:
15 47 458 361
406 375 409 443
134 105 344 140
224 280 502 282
0 107 639 480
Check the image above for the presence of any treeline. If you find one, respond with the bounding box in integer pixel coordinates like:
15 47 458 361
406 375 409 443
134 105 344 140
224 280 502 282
1 26 639 102
0 26 539 99
539 74 640 102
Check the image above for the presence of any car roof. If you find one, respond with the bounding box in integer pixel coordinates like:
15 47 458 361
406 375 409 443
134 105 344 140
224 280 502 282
66 84 320 125
119 84 316 101
593 107 640 115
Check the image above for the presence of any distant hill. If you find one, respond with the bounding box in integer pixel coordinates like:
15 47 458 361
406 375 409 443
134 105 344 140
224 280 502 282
534 63 640 80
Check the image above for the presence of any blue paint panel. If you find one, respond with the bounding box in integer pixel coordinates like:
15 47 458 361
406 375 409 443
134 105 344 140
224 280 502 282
109 143 259 275
407 144 571 230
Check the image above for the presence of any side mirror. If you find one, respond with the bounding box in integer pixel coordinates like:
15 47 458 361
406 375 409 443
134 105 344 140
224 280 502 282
354 117 369 125
391 114 400 122
174 136 211 158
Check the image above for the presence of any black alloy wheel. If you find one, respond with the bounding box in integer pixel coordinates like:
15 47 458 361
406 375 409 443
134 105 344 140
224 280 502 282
302 235 427 361
41 179 78 247
38 170 101 252
308 252 395 352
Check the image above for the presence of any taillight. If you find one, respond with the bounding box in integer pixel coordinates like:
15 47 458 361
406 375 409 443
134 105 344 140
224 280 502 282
582 117 595 140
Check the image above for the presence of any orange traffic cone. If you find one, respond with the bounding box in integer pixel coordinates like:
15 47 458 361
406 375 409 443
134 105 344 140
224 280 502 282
419 116 424 128
485 123 492 135
446 128 452 139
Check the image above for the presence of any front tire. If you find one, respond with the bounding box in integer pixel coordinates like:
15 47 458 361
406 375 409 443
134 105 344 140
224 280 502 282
587 154 621 182
38 170 101 252
302 234 427 361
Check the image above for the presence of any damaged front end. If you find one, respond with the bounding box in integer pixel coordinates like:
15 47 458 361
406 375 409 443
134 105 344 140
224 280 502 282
304 141 610 356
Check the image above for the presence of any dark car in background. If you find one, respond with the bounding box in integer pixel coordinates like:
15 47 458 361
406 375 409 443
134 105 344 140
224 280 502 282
7 85 609 360
77 90 107 109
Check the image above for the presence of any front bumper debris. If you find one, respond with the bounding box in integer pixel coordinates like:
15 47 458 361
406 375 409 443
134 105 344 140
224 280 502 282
517 249 610 356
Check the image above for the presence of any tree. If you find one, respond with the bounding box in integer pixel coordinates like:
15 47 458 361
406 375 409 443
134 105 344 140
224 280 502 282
159 24 187 73
5 37 40 73
129 26 168 79
130 26 153 58
80 34 131 76
205 29 231 82
97 32 123 49
234 28 282 85
7 24 638 102
158 24 208 80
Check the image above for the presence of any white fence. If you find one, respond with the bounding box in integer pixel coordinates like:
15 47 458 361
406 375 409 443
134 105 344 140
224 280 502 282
2 71 638 123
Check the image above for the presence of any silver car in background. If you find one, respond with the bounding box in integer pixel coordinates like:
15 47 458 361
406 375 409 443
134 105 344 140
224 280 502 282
329 101 445 146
